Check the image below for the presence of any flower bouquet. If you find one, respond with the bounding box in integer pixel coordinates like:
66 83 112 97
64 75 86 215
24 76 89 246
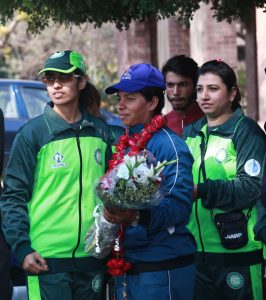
84 150 177 258
96 150 167 209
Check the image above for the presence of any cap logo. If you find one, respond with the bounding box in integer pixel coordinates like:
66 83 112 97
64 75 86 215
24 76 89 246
121 70 132 80
49 51 65 59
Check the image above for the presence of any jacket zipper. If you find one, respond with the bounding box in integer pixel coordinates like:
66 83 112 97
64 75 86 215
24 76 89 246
195 132 209 261
72 126 83 271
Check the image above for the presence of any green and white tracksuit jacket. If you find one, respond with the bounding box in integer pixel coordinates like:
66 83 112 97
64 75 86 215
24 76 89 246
183 108 266 266
0 103 113 272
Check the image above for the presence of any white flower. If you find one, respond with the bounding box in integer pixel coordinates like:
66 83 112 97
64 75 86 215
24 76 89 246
133 163 151 184
124 154 134 167
124 154 145 168
116 163 130 180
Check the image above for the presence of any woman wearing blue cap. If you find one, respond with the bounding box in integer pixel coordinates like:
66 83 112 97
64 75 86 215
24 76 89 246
103 63 196 300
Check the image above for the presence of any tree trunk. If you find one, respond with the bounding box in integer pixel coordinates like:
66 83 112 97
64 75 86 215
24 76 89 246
148 16 158 68
245 7 258 121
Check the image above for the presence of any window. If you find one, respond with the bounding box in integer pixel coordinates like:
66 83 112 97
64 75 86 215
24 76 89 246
19 87 50 118
0 85 18 118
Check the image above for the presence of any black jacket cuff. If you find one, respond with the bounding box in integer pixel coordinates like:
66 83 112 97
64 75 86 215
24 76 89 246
138 209 151 227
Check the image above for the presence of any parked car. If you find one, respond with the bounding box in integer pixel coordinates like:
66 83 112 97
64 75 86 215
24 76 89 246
0 79 123 299
0 78 123 171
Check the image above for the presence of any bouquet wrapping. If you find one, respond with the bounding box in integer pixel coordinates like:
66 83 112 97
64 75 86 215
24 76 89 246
84 204 119 259
84 150 176 258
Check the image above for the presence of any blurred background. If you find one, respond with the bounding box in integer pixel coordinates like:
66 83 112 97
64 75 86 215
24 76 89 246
0 2 265 123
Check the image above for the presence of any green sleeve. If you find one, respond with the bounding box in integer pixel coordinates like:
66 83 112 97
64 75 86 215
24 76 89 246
254 200 266 243
201 118 266 211
0 131 36 265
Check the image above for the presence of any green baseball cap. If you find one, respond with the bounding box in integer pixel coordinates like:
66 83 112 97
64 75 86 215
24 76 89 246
38 50 87 76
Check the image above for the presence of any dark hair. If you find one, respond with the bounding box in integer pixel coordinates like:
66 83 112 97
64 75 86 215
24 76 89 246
161 55 199 86
79 81 101 115
198 60 241 111
138 87 165 115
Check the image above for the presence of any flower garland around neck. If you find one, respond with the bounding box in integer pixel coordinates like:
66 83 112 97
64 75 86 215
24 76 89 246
108 114 167 172
106 114 166 278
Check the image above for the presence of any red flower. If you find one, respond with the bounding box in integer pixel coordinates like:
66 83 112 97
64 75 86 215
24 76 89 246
133 133 140 140
108 115 166 172
152 115 167 128
141 130 152 142
116 144 127 152
107 257 132 276
118 133 129 144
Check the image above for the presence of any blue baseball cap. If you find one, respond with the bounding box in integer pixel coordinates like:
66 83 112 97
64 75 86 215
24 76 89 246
105 63 165 94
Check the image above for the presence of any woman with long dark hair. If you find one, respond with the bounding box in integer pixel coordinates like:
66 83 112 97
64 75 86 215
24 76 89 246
183 59 266 300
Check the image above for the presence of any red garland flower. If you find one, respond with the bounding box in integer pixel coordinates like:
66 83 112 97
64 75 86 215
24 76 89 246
108 114 166 171
107 225 133 276
106 114 166 277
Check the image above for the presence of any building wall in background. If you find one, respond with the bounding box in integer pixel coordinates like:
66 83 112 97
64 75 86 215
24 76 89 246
117 21 151 76
116 4 265 124
189 3 237 67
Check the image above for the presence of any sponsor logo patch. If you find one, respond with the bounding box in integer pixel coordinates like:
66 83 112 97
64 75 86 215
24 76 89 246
244 159 261 176
224 232 242 240
92 273 104 293
94 149 102 165
215 148 228 163
51 152 68 168
226 272 244 290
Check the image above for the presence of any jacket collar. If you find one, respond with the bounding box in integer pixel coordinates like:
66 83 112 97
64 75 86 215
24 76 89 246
128 124 144 135
193 108 245 136
44 102 95 135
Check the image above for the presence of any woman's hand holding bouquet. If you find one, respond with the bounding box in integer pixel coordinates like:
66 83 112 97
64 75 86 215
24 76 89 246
84 115 178 276
84 150 176 258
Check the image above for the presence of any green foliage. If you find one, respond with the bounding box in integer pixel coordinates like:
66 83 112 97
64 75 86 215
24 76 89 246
96 179 159 209
0 61 9 77
0 0 265 33
0 19 119 111
202 0 266 23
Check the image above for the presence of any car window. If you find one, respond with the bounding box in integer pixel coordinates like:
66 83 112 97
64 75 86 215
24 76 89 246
19 86 50 118
0 85 18 118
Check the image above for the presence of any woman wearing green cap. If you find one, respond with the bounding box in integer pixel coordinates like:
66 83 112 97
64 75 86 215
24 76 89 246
0 50 114 300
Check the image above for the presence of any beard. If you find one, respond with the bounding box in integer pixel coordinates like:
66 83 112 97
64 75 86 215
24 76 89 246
167 93 196 112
